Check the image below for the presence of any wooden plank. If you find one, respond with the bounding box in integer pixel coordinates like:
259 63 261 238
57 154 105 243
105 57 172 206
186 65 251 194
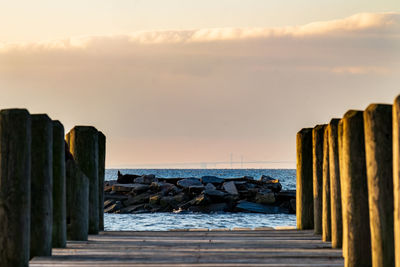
30 230 344 266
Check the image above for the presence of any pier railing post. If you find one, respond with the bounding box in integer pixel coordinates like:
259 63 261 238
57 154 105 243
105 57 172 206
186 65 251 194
394 96 400 267
52 121 67 248
312 125 326 235
0 109 31 267
322 126 331 242
296 128 314 230
68 126 99 234
364 104 394 267
341 110 371 267
328 119 342 248
98 131 106 231
30 114 53 258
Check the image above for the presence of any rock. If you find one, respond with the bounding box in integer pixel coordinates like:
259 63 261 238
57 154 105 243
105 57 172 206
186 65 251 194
260 175 276 183
123 193 150 206
132 184 150 194
173 192 189 203
134 174 157 185
205 183 216 190
104 185 113 192
104 201 122 213
150 182 177 194
104 193 129 201
103 199 115 209
117 171 140 184
188 185 205 194
204 189 226 201
223 181 239 195
149 195 161 205
255 190 276 205
290 198 296 214
192 194 210 206
119 204 145 214
201 176 225 184
112 183 147 193
160 196 178 209
177 178 202 189
235 201 281 214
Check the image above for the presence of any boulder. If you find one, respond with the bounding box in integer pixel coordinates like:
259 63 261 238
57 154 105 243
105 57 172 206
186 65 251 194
255 190 276 205
104 201 122 213
103 199 115 209
150 182 177 194
204 183 216 190
201 176 225 184
123 192 150 206
117 171 140 184
173 192 189 203
149 195 161 205
112 183 147 193
204 189 226 201
188 185 205 194
104 193 129 201
235 201 281 214
223 181 239 195
160 196 179 209
134 174 157 185
119 204 145 214
290 198 296 214
177 178 202 189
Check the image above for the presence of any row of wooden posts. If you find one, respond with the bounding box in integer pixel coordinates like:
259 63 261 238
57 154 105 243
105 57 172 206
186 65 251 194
0 109 106 267
296 95 400 267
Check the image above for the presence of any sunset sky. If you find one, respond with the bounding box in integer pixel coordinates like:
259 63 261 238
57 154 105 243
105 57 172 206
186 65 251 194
1 1 399 168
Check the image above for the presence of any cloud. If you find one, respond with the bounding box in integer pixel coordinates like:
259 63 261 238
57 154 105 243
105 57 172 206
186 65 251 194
0 12 399 167
0 12 399 51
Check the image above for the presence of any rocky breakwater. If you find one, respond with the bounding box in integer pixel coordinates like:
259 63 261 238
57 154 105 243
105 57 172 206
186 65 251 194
104 171 296 214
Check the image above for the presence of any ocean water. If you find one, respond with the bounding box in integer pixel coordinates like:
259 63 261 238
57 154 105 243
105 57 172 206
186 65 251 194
104 169 296 231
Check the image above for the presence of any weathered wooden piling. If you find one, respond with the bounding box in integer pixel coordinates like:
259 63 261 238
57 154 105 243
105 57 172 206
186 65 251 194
341 110 371 267
0 109 31 267
65 143 89 241
98 131 106 231
68 126 99 234
364 104 394 267
52 121 67 248
30 114 53 258
312 125 326 235
338 120 348 258
328 119 342 248
394 96 400 267
322 126 331 242
296 128 314 230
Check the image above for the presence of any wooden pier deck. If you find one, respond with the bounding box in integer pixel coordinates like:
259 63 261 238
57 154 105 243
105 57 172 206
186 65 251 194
30 229 343 266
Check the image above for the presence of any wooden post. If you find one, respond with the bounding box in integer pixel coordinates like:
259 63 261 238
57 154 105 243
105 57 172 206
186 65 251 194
65 154 89 241
394 96 400 267
52 121 67 248
30 114 53 258
364 104 394 267
312 125 326 235
296 128 314 230
328 119 342 248
338 120 348 258
341 110 371 267
0 109 31 267
68 126 99 234
322 126 331 242
98 131 106 231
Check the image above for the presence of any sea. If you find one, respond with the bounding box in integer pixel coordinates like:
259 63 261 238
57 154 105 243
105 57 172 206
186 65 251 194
104 169 296 231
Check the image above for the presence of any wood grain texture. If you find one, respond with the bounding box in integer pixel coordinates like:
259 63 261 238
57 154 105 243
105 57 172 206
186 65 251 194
30 230 344 266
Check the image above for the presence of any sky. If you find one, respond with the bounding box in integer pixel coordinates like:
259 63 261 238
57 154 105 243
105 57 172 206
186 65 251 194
0 1 399 168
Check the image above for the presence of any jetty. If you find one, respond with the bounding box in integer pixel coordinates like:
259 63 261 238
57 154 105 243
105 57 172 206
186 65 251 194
2 94 400 267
